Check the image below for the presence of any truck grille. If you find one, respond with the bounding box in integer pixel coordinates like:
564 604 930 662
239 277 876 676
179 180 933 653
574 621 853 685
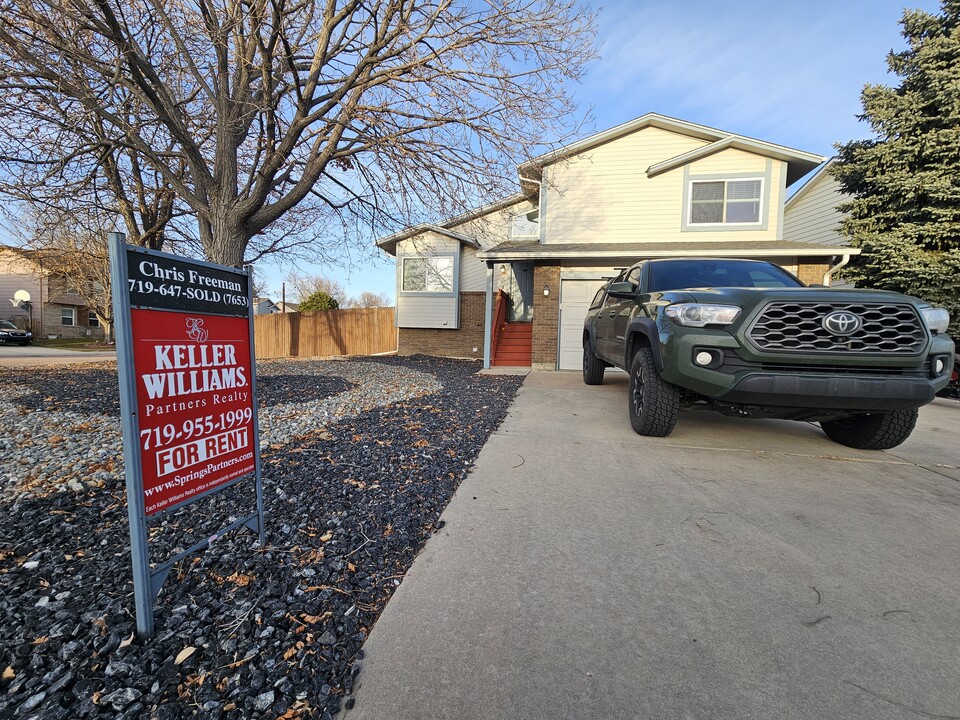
747 302 926 354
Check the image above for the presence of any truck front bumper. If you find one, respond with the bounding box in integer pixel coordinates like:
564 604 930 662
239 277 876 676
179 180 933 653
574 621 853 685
658 331 955 412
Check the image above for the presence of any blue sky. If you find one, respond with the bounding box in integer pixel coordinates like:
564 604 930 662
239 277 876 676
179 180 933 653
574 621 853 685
261 0 942 303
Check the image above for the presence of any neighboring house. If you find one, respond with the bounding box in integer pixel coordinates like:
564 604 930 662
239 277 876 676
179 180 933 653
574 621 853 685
0 245 106 340
253 297 281 314
783 158 848 247
253 298 300 314
376 113 860 370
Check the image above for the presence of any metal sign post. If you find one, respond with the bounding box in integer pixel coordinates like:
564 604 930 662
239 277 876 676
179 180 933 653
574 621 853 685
109 232 265 638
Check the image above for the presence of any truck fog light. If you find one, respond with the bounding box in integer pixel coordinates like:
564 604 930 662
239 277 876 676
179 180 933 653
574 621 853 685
695 351 714 367
935 357 945 375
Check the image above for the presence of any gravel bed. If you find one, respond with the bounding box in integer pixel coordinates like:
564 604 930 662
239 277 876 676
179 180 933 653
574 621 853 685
0 355 523 719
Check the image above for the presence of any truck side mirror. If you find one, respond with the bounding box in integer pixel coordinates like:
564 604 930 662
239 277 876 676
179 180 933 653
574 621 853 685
606 281 636 299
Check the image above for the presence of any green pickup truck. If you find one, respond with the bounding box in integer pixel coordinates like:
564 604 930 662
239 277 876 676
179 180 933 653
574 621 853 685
582 258 954 450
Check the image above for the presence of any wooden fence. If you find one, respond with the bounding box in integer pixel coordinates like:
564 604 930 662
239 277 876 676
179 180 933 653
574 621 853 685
253 307 396 359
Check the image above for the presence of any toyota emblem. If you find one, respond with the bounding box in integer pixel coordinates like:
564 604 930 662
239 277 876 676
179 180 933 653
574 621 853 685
822 310 862 336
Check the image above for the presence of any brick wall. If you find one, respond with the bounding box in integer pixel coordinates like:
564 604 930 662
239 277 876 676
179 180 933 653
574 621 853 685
42 304 105 340
397 292 485 360
532 264 560 370
796 262 830 286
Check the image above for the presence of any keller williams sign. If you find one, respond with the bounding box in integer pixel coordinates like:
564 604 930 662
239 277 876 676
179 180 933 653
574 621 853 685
109 233 265 637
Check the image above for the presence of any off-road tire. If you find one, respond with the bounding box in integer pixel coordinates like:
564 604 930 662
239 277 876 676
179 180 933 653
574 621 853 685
582 337 605 385
820 409 919 450
628 347 680 437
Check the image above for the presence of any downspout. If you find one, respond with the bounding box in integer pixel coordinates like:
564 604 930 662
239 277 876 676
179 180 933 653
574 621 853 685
823 253 852 286
482 263 494 369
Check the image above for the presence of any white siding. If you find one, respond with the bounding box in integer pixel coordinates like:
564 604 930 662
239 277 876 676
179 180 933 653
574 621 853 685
396 295 458 328
783 172 847 245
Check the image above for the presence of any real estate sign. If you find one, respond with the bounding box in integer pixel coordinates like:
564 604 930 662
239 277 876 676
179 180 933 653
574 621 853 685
109 234 265 637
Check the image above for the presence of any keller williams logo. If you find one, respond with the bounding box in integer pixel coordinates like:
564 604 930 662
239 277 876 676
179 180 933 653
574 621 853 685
185 317 209 343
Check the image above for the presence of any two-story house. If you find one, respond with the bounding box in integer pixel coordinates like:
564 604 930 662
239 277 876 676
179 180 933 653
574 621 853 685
376 113 858 370
0 244 107 340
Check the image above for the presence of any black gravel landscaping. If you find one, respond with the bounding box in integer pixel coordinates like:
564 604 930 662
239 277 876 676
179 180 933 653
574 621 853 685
0 355 524 719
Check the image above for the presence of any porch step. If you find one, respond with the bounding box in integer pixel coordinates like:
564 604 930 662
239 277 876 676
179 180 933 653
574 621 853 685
493 321 532 367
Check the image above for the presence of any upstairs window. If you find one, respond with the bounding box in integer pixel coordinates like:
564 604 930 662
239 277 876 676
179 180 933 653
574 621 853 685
689 179 762 225
401 255 454 293
510 210 539 238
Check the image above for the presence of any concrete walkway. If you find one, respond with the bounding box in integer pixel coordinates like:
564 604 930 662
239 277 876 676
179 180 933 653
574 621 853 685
344 371 960 720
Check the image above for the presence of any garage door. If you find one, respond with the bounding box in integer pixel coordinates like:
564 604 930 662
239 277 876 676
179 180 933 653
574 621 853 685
558 279 607 370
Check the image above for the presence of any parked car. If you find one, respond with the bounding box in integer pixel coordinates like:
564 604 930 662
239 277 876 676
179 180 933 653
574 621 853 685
0 320 31 346
583 258 955 450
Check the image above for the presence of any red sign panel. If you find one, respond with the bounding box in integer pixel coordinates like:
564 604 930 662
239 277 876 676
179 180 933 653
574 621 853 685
131 308 257 515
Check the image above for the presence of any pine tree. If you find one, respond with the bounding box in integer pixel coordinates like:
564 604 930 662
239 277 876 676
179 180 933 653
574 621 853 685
832 1 960 336
298 291 340 313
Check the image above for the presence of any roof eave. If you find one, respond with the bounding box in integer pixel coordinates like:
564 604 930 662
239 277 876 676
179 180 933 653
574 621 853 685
518 112 729 175
647 137 825 186
477 246 858 262
375 194 527 255
785 157 839 210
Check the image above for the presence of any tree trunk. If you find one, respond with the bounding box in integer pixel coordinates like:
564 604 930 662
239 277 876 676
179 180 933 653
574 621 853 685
204 205 248 267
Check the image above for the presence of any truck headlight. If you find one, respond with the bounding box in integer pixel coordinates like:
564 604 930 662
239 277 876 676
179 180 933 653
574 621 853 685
920 307 950 334
665 304 741 328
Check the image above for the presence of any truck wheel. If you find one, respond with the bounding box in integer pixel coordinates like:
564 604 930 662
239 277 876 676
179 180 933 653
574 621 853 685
583 337 605 385
820 409 919 450
628 347 680 437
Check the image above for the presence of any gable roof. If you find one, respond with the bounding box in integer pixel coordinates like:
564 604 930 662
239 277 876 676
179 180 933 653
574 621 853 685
518 112 824 192
375 194 526 256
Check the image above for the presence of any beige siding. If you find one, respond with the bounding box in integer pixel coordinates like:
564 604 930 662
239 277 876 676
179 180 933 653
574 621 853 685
459 246 488 292
544 127 786 245
784 172 847 245
397 234 460 255
449 199 535 249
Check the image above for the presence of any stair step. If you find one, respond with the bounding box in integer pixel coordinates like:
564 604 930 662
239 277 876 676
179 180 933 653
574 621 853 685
494 351 532 363
497 337 532 347
499 328 532 337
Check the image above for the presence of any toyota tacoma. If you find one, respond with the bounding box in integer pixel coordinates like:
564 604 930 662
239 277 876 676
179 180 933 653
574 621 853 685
582 258 954 449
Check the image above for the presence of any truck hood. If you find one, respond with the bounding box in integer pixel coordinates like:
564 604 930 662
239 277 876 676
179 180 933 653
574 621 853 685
682 286 928 307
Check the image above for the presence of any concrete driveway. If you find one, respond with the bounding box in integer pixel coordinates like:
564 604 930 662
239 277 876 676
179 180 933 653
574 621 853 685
345 371 960 720
0 345 116 366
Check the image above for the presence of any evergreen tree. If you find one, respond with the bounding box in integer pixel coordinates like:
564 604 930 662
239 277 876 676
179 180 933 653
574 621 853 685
832 1 960 336
298 291 340 313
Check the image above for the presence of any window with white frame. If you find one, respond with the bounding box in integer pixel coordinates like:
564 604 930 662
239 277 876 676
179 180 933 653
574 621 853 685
401 256 454 293
689 179 762 225
88 311 100 327
60 308 76 326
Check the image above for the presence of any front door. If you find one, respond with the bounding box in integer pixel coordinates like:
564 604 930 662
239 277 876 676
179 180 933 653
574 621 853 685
508 262 534 322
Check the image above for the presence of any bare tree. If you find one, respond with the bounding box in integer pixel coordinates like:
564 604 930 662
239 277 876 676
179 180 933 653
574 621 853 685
285 270 349 306
0 0 597 267
28 210 117 342
347 291 391 308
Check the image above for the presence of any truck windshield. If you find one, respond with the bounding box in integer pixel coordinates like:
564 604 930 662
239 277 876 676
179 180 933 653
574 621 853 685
648 260 803 292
